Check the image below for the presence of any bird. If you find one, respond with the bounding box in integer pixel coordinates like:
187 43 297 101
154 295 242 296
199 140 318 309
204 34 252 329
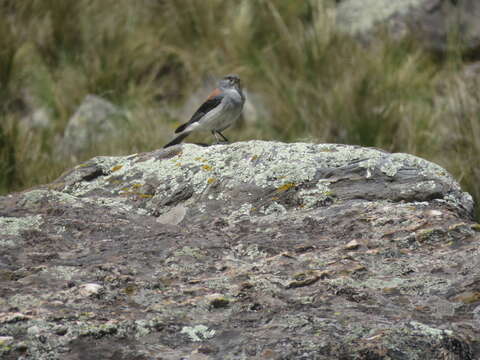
163 74 245 148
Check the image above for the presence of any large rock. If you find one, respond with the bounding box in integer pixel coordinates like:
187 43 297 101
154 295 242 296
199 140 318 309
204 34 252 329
0 141 479 359
336 0 480 54
59 95 128 160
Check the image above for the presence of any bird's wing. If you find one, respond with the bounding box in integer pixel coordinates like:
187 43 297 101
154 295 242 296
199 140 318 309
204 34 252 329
175 91 224 134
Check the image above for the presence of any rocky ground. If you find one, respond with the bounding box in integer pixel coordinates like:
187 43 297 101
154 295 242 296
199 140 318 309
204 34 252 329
0 141 479 359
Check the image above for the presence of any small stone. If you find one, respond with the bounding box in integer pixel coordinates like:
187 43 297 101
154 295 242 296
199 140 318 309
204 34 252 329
287 271 321 288
344 240 360 250
157 204 187 225
54 326 68 336
427 210 442 217
78 283 103 297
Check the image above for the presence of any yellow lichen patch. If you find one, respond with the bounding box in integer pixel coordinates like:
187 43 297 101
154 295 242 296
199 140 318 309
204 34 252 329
175 162 182 167
110 164 123 172
120 187 131 192
207 178 217 184
202 164 213 171
131 183 143 189
276 183 296 192
194 157 207 162
250 155 259 161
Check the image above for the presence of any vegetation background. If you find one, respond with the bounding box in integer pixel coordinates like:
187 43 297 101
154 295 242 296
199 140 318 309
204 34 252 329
0 0 479 219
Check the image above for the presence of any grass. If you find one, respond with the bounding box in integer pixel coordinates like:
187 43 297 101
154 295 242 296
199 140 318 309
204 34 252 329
0 0 479 219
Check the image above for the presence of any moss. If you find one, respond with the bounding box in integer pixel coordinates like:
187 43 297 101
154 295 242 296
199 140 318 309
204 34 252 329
124 285 137 296
208 295 230 309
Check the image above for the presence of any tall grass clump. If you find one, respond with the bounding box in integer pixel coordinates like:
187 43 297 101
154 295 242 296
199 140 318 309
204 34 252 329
0 12 21 193
430 71 480 218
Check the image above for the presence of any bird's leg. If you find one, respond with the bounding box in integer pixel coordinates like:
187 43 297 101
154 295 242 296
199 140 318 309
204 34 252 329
212 131 222 144
216 131 229 143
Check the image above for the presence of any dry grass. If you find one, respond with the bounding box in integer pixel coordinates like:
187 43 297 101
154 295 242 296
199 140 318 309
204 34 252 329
0 0 479 218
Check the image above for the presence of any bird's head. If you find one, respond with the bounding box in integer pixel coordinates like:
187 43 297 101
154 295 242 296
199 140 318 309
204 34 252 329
219 74 241 90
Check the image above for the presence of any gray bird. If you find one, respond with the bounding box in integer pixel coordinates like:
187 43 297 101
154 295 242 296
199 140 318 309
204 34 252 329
163 74 245 148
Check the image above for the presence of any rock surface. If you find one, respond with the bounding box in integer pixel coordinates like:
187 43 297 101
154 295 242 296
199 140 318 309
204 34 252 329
0 141 479 359
336 0 480 55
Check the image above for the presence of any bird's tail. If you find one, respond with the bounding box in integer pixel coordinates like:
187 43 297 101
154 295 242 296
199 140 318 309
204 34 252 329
163 132 191 148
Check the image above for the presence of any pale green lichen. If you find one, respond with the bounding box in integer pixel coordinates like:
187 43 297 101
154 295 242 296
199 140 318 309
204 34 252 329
409 321 453 337
379 156 404 177
180 325 215 341
20 189 84 209
228 203 253 220
262 202 287 215
77 321 119 338
233 243 268 260
299 180 332 209
54 141 469 221
47 266 81 281
0 215 43 237
173 246 205 260
6 294 41 310
362 277 407 289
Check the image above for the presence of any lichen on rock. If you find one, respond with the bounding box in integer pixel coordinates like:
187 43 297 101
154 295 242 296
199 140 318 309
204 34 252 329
0 141 478 359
